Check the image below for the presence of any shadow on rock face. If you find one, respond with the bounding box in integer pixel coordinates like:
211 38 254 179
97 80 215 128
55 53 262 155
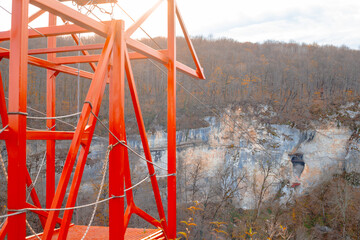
289 153 305 179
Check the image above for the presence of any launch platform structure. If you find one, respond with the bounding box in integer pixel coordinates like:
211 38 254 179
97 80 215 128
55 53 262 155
0 0 205 239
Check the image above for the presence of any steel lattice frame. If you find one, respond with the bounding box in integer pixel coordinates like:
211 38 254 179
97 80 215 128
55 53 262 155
0 0 205 239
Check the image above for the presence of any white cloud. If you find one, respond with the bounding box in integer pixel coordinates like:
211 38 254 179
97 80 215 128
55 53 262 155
0 0 360 48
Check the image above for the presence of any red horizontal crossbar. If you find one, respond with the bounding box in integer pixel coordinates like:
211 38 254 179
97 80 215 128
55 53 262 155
54 55 101 64
30 0 109 37
0 130 90 141
0 24 91 41
29 44 104 55
126 38 169 64
0 47 93 79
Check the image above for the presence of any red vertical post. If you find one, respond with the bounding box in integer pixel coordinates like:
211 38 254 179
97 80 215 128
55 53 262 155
7 0 29 239
109 20 125 240
167 0 177 239
46 13 57 208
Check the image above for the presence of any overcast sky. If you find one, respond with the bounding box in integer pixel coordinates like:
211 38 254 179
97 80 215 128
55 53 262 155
0 0 360 49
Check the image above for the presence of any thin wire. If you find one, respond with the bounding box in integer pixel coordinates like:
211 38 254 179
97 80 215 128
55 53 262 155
0 125 8 134
0 151 42 240
27 107 76 129
81 144 111 240
0 220 5 230
4 97 77 130
0 143 165 220
0 5 46 38
4 97 108 141
82 5 104 22
155 173 176 178
27 112 81 120
115 3 162 49
26 220 41 240
0 5 11 15
1 174 153 219
26 125 55 131
26 151 47 202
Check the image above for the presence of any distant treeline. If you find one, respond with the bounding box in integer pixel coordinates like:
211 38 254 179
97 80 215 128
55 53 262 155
1 36 359 132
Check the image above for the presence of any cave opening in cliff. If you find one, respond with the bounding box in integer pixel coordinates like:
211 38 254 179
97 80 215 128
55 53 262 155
290 153 305 187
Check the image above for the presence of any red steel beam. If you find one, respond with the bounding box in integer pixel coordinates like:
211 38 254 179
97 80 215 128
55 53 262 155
28 55 94 79
109 20 125 240
0 130 81 140
27 131 75 140
29 9 46 23
0 44 104 57
0 219 7 240
167 0 177 239
124 203 134 229
54 50 169 63
0 47 94 79
125 49 168 234
54 55 100 64
134 206 163 229
122 136 135 229
176 61 202 79
1 45 144 58
28 44 104 55
57 59 110 238
30 0 109 37
6 0 29 238
123 135 135 209
125 0 164 38
58 126 105 238
2 46 202 80
1 1 205 238
127 42 202 79
176 4 205 80
46 13 57 209
0 24 91 42
41 22 115 240
126 38 169 64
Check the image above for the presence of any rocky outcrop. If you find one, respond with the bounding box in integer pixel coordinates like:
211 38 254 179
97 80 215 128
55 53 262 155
2 107 358 208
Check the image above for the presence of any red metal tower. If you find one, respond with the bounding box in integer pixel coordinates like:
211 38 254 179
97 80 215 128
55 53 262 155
0 0 205 239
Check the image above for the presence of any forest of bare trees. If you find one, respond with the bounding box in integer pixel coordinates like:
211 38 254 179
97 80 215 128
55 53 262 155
1 36 360 239
1 36 360 132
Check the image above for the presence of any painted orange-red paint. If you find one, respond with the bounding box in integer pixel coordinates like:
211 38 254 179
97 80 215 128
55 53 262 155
0 0 204 239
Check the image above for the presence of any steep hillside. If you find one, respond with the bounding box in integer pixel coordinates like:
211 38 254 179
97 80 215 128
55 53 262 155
1 37 360 134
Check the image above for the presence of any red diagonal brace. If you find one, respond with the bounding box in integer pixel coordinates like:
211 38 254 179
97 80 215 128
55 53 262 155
58 81 108 239
41 22 115 240
0 219 8 240
125 48 168 235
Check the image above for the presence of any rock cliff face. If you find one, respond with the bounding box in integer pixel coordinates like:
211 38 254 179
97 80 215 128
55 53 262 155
8 108 359 208
124 109 359 208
